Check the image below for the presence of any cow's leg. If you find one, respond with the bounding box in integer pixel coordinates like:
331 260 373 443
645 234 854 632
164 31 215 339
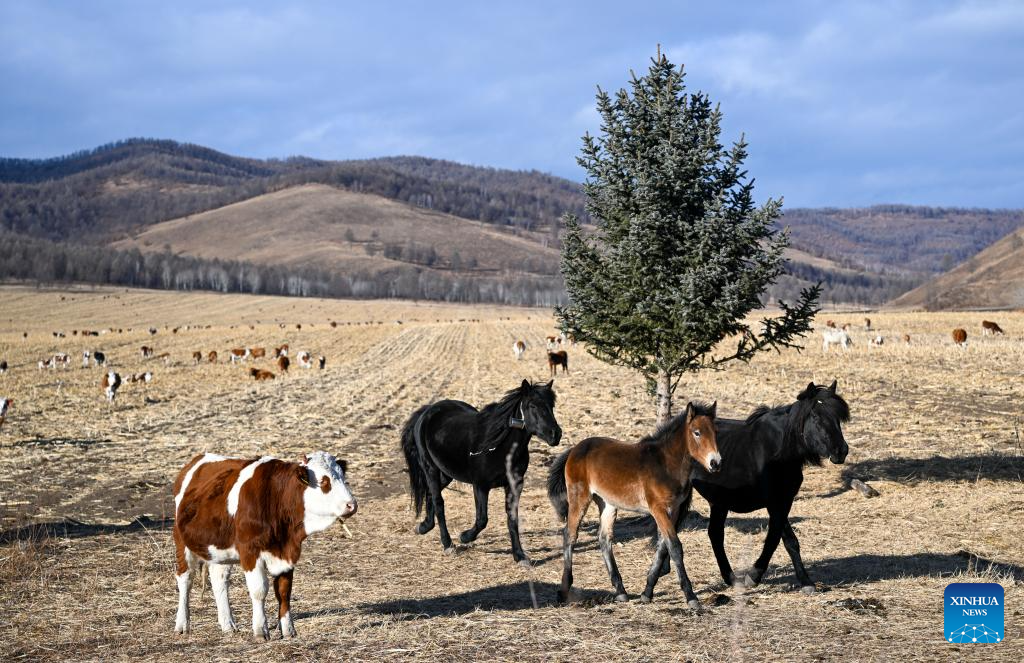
173 541 198 634
598 502 628 600
460 484 490 544
244 559 270 640
273 570 296 638
504 474 528 563
208 563 236 632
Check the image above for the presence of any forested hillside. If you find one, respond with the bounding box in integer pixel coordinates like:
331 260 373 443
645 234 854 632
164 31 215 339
3 139 1022 307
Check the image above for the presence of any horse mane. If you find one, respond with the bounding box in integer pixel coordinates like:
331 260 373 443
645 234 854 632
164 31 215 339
640 401 716 448
477 382 556 449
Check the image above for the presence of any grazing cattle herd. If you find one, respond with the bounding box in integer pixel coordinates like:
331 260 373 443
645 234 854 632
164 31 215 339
0 313 1017 644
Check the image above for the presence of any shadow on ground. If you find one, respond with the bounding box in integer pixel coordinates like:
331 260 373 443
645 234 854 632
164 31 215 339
0 515 173 544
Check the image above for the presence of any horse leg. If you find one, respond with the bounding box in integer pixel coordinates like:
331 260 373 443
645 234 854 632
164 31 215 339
651 507 700 608
782 520 815 592
708 504 737 586
416 474 451 535
641 537 669 602
750 508 786 585
558 487 590 603
460 484 490 544
597 503 628 601
504 476 528 564
424 466 454 553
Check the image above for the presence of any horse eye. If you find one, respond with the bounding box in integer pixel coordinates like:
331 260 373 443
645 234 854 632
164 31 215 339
693 430 701 438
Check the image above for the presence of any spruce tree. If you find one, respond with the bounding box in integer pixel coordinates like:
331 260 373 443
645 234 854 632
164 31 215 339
556 50 820 424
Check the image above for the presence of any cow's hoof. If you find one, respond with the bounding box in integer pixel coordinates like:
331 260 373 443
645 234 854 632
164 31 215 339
800 585 816 595
614 593 629 603
687 599 701 610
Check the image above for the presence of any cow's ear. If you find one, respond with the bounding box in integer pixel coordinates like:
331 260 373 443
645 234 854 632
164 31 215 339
338 459 348 474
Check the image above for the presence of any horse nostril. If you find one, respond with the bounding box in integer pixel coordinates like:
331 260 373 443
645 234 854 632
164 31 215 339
709 458 721 472
346 501 357 516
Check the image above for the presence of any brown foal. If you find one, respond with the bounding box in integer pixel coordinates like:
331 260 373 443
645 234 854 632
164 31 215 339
548 402 719 606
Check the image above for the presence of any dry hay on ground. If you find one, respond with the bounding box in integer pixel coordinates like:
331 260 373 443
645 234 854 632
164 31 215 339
0 287 1022 661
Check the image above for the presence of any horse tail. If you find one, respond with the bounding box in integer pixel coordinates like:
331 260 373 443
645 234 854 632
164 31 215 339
400 404 432 517
547 448 572 522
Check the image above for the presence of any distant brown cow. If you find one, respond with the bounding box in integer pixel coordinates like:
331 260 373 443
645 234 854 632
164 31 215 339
208 350 218 363
277 355 290 372
229 348 250 363
864 318 872 330
250 347 266 359
548 350 569 377
952 328 968 346
902 333 911 345
141 346 154 359
192 351 203 365
981 320 1004 336
250 368 275 381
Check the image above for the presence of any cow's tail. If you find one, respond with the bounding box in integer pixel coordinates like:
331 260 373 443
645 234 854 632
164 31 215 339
546 449 572 522
400 404 432 517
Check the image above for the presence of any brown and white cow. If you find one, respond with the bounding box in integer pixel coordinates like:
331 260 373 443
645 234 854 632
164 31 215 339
192 351 203 364
172 452 356 639
250 347 267 359
297 351 313 369
0 398 11 430
277 355 290 373
952 328 968 347
51 353 71 369
273 345 289 359
981 320 1004 336
102 371 122 403
208 350 219 364
513 340 526 360
141 346 154 359
250 368 275 381
229 348 250 364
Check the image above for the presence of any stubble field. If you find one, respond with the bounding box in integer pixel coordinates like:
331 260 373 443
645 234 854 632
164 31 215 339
0 285 1021 661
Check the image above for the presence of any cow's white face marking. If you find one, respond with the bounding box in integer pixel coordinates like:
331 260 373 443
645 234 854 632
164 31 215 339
175 453 228 512
301 451 356 535
227 456 275 516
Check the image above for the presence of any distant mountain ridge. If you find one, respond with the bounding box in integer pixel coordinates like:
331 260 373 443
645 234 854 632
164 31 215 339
3 138 1024 306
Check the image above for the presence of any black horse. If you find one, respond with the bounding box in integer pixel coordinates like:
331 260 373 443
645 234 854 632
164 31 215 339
689 380 850 592
400 380 562 563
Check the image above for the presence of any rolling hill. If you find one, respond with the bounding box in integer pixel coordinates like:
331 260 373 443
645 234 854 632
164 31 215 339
112 183 560 277
5 138 1024 306
887 225 1024 310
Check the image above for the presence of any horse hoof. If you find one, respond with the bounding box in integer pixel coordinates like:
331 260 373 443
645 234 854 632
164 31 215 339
800 585 816 595
459 532 477 544
517 557 533 569
443 546 457 556
639 594 652 604
415 524 433 535
687 599 701 610
614 593 629 603
742 574 756 588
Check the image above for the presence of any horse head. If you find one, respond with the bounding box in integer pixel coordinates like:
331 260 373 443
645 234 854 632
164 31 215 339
796 380 850 464
685 401 720 472
515 379 562 446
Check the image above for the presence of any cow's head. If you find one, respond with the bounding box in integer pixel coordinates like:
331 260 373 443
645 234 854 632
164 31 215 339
298 451 356 533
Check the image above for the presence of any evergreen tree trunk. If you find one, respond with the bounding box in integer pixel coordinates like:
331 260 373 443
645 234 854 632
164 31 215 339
656 369 673 426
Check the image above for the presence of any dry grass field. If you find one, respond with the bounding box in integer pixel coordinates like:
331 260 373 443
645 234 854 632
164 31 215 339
1 285 1022 661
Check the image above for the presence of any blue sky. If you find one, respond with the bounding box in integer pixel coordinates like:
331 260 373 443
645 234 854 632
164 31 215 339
1 1 1022 208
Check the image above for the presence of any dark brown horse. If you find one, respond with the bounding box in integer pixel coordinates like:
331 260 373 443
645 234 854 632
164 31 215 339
547 351 568 377
548 402 719 606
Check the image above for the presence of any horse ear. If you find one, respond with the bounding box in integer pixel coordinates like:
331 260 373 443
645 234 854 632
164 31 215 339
828 379 837 394
710 401 717 418
684 402 695 420
337 458 348 474
521 378 531 391
545 380 554 389
798 382 816 400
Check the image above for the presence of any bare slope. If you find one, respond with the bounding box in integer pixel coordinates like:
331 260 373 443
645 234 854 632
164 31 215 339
112 184 560 276
888 225 1024 310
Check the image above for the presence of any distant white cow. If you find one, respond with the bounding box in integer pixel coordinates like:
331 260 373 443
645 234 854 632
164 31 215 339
822 329 853 352
868 335 884 347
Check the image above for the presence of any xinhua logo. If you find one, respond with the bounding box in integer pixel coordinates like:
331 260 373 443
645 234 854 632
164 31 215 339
944 583 1004 643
